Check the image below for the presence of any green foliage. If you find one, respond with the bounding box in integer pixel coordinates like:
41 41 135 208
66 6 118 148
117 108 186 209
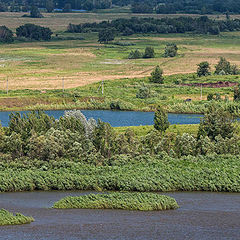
16 24 52 40
154 106 169 133
149 66 164 84
215 57 239 75
53 192 179 211
175 133 197 157
30 6 43 18
164 43 178 57
234 84 240 101
136 86 150 99
46 0 54 13
128 49 142 59
98 28 115 43
197 61 211 77
198 104 235 140
0 209 34 226
143 47 155 58
0 26 14 43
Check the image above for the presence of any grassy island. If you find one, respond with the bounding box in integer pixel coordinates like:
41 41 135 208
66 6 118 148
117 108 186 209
0 209 34 226
53 192 179 211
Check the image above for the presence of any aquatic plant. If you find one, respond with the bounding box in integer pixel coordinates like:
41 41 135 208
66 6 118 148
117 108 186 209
53 192 179 211
0 209 34 226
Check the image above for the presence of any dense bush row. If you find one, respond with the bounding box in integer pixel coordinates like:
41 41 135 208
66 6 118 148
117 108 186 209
67 16 240 35
53 192 179 211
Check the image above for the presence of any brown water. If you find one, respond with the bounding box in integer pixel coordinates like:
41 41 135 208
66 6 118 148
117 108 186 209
0 191 240 240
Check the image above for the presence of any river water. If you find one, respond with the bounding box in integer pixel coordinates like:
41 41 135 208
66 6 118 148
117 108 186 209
0 191 239 240
0 110 203 127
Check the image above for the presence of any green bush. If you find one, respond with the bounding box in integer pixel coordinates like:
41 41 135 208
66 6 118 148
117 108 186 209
136 86 150 99
164 43 178 57
143 47 155 58
0 26 14 43
149 66 164 84
128 49 142 59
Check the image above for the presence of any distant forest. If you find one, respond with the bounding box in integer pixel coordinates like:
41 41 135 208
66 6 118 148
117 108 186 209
0 0 240 13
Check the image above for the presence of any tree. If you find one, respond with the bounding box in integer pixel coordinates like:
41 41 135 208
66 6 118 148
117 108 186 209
136 86 150 99
46 0 54 13
98 28 115 43
197 104 234 140
164 43 178 57
16 24 53 40
154 106 169 133
197 61 211 77
215 57 239 75
30 6 43 18
149 66 164 84
63 3 72 12
128 49 142 59
143 47 154 58
0 26 14 43
233 84 240 101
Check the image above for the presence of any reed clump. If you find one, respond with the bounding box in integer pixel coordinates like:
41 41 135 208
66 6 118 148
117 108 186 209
0 209 34 226
53 192 179 211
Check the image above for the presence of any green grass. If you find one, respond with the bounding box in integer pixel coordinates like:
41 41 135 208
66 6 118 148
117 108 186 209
0 209 34 226
53 192 179 211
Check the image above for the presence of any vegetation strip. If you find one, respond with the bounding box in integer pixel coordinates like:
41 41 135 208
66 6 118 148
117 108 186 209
0 209 34 226
53 192 179 211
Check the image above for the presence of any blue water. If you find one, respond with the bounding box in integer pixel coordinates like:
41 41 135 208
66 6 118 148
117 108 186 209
0 110 203 127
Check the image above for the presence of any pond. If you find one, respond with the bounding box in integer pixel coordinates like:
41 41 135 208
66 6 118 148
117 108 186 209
0 110 203 127
0 191 239 240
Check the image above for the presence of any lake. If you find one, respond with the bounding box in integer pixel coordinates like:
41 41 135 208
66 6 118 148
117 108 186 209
0 191 239 240
0 110 203 127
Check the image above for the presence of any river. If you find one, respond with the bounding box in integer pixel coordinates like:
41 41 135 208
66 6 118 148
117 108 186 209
0 191 239 240
0 110 203 127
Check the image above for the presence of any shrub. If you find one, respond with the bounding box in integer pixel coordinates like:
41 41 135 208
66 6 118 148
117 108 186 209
98 28 115 43
16 24 52 40
128 49 142 59
149 66 164 84
234 84 240 101
197 61 211 77
30 6 43 18
0 26 14 43
164 43 178 57
175 133 197 157
143 47 155 58
207 93 214 101
154 106 169 133
197 104 235 140
215 57 239 75
136 86 150 99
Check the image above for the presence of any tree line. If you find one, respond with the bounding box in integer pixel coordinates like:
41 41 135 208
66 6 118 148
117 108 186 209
68 16 240 37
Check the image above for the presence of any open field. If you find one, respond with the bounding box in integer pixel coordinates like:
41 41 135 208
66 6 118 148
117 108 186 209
0 32 240 91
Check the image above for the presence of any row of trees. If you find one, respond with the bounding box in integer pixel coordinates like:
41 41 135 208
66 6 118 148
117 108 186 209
68 16 240 36
0 24 52 42
0 105 237 162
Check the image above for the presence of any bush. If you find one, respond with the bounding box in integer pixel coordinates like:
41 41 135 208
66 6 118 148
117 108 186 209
30 6 43 18
128 49 142 59
16 24 52 40
175 133 197 157
197 104 235 140
149 66 164 84
0 26 14 43
98 28 115 43
136 86 150 99
197 61 211 77
215 57 239 75
164 43 178 57
143 47 155 58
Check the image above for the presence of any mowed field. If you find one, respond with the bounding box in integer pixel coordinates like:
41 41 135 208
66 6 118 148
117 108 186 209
0 12 240 90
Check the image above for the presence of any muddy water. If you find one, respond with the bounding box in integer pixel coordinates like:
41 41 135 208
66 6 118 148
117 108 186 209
0 191 239 240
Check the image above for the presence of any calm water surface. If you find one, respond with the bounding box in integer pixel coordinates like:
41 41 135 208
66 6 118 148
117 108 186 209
0 110 203 127
0 191 239 240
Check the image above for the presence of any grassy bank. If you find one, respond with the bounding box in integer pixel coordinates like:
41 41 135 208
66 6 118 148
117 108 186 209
0 155 239 193
0 209 34 226
53 192 179 211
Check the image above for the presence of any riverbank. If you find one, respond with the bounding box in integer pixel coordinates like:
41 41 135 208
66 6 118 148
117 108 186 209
1 74 240 116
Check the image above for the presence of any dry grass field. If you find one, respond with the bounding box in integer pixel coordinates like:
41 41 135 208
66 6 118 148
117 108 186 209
0 13 240 90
